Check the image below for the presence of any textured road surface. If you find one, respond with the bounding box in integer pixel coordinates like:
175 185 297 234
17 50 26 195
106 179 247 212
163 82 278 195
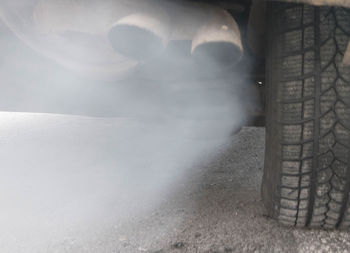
79 127 350 253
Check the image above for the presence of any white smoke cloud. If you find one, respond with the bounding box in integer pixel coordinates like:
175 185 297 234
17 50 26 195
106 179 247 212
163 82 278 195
0 1 256 252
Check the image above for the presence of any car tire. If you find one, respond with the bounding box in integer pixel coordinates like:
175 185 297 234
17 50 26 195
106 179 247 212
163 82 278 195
262 2 350 229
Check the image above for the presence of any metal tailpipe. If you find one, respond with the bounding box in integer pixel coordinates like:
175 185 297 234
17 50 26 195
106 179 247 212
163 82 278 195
34 0 171 61
30 0 242 80
106 2 243 65
108 10 171 61
190 7 243 68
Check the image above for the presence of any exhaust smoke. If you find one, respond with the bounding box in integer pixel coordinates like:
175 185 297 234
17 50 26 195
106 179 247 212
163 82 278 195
0 0 257 252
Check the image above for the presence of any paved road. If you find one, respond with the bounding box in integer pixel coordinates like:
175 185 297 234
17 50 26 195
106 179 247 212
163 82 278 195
1 113 350 253
80 127 350 253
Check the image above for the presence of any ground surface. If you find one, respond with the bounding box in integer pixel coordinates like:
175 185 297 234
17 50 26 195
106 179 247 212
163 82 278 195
1 115 350 253
87 127 350 253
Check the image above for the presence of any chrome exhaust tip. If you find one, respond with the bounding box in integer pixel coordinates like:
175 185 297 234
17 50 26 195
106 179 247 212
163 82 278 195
191 8 243 68
108 13 170 61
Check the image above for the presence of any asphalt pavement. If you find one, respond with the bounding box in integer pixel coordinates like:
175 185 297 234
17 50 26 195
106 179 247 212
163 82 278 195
76 127 350 253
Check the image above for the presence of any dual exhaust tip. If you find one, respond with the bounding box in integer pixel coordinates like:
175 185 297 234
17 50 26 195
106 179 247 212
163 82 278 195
32 1 243 79
108 7 243 68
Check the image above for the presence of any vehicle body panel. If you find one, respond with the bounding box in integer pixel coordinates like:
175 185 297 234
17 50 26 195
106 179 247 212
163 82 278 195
283 0 350 8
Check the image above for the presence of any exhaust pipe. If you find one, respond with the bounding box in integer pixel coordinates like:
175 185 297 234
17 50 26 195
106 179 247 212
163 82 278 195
30 0 242 80
34 0 171 61
108 11 171 61
191 7 243 68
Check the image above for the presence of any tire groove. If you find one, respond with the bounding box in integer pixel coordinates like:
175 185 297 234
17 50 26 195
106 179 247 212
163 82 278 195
295 4 306 226
306 6 321 227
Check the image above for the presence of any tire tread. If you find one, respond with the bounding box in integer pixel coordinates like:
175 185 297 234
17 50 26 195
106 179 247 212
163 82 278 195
262 3 350 229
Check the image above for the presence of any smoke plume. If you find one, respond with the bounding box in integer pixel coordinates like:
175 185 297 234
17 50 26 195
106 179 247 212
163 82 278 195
0 1 256 252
